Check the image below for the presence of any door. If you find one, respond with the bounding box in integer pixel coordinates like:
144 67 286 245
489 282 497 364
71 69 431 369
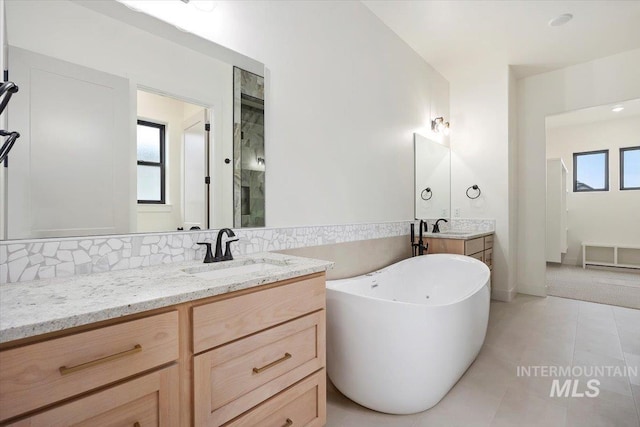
6 47 130 239
182 110 208 230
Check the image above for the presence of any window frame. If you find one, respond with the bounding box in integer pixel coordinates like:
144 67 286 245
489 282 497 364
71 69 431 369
136 119 166 204
620 146 640 191
573 149 609 193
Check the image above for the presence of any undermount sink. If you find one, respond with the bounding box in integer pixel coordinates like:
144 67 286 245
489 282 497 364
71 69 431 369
183 259 283 280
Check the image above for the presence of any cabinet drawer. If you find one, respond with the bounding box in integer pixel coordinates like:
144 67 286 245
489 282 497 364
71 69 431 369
484 247 493 269
224 369 326 427
193 275 325 353
0 311 178 422
424 238 464 255
484 235 493 249
6 365 179 427
465 238 484 255
195 312 325 426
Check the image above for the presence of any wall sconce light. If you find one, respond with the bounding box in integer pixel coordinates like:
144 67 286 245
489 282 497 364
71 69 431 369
431 117 450 135
257 157 265 166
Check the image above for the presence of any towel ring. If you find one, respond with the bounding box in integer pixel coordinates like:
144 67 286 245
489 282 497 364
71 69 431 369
421 187 433 200
466 185 481 199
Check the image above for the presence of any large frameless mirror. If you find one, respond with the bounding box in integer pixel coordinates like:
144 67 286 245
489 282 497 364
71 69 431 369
1 0 265 240
414 133 451 220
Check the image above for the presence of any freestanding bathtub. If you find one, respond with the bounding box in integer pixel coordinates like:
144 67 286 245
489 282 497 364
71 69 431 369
326 253 490 414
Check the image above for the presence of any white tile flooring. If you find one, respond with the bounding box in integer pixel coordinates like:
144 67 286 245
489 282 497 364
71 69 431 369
326 295 640 426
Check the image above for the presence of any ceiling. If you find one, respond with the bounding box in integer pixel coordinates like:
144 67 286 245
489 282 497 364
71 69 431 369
546 97 640 129
362 1 640 79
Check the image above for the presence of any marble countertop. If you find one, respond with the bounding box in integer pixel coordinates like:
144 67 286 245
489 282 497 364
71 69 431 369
418 230 494 240
0 252 334 344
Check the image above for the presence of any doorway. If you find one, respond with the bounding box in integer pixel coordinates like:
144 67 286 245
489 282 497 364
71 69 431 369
136 89 211 233
544 99 640 309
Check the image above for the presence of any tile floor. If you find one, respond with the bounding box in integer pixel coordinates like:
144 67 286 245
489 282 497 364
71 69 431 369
547 264 640 309
326 295 640 426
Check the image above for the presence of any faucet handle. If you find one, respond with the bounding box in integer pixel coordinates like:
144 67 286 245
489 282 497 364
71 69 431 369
196 242 215 263
222 238 239 261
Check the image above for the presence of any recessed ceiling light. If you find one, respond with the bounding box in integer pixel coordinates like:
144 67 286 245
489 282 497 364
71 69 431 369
612 106 624 113
548 13 573 27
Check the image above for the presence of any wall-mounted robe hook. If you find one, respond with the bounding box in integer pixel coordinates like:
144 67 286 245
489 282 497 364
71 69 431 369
421 187 433 200
466 185 481 199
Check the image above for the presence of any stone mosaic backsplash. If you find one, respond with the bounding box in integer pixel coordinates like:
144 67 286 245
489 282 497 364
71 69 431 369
413 218 495 233
0 219 495 284
0 221 403 284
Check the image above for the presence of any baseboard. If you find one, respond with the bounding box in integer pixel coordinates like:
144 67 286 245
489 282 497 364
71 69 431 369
491 287 517 302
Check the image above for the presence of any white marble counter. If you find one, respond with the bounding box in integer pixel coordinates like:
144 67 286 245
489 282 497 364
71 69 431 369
419 230 494 240
0 252 334 344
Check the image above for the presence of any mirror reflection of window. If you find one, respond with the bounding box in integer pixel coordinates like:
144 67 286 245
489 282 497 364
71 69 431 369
137 120 166 204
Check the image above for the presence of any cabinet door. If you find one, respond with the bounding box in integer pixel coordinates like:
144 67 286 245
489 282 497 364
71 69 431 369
6 365 179 427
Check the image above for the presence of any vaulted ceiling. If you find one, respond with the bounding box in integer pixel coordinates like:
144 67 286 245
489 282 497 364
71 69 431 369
362 0 640 79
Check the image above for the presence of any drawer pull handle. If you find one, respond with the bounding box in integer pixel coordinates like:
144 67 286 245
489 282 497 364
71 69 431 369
59 344 142 375
134 423 141 427
253 352 291 374
282 419 293 427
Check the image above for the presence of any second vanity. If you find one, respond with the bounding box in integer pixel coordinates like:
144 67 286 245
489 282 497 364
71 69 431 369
0 253 332 426
416 230 494 286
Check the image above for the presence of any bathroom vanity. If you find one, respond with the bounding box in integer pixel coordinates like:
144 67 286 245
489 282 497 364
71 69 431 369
0 253 331 426
416 231 494 285
423 232 493 268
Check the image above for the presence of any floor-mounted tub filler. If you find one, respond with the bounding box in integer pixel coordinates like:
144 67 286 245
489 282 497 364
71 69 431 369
326 253 490 414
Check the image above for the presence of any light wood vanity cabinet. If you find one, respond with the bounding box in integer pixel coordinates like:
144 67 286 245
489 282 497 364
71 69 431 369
193 274 326 427
423 234 493 271
6 365 180 427
0 273 327 427
0 311 180 424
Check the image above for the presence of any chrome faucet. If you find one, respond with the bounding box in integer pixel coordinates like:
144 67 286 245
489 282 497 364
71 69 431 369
432 218 448 233
197 228 239 263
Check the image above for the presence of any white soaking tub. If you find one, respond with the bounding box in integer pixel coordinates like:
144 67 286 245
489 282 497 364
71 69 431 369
326 253 490 414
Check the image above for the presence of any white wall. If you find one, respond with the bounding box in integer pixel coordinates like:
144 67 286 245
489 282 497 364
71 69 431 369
517 48 640 296
546 116 640 265
144 0 450 227
447 62 516 300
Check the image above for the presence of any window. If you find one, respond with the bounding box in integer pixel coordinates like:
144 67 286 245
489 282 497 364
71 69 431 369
620 146 640 190
573 150 609 192
137 120 165 203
